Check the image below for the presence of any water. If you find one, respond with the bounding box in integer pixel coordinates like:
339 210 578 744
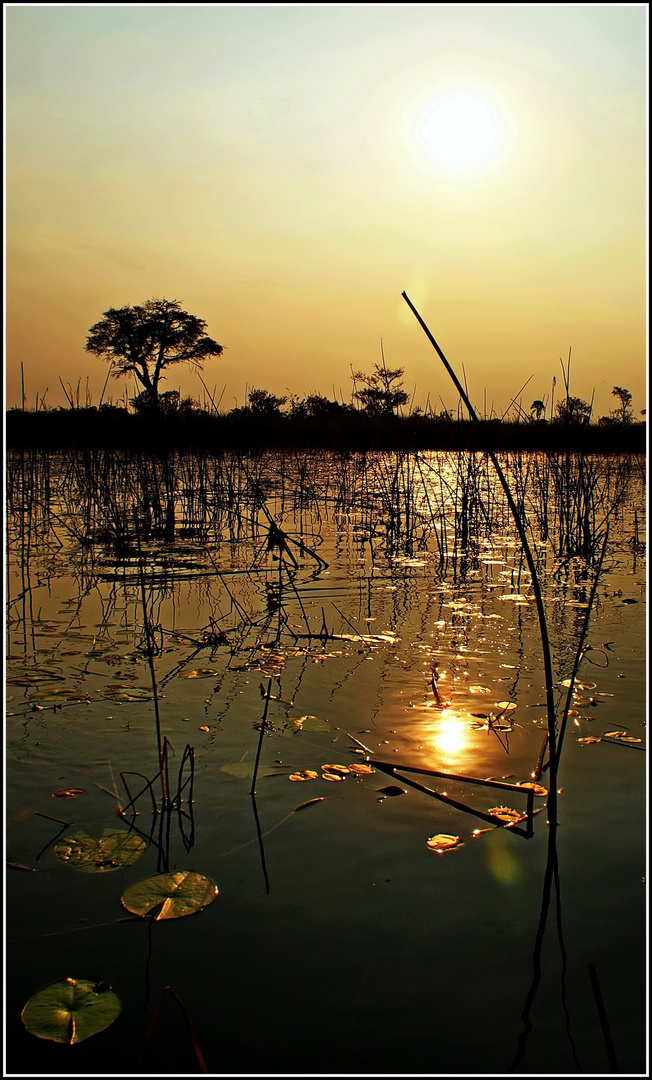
5 449 646 1075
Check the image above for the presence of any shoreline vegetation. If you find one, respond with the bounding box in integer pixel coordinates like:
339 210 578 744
5 406 646 454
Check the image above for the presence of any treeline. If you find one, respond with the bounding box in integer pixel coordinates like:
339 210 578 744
6 401 646 454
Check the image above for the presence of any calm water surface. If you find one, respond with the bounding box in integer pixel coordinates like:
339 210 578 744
5 449 647 1075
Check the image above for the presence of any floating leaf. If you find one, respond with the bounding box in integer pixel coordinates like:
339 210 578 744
102 686 152 702
220 762 254 779
21 978 121 1044
288 770 319 782
322 764 351 774
52 788 86 798
488 807 525 824
559 679 595 690
516 783 548 797
121 870 217 920
495 701 517 712
577 736 602 744
55 829 146 873
377 785 406 797
7 669 65 685
285 714 330 732
321 771 345 782
426 834 462 852
199 726 210 732
348 763 374 775
621 598 638 604
184 669 220 679
469 685 491 694
603 731 627 738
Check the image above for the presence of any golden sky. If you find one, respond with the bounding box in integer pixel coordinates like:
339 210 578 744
5 4 647 418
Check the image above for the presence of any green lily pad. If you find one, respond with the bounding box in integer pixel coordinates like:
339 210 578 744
121 870 218 920
55 828 146 872
21 978 121 1044
102 686 152 702
7 669 65 685
219 761 254 779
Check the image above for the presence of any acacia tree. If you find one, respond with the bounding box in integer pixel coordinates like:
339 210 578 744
611 386 634 424
85 298 223 412
352 363 409 416
554 396 592 424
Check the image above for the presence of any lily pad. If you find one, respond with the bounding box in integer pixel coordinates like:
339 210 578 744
288 770 319 782
55 828 146 872
52 788 86 798
516 782 548 797
427 834 463 853
488 806 525 824
184 669 220 679
220 761 254 779
284 715 330 733
21 978 121 1044
377 785 406 797
102 686 152 702
121 870 218 920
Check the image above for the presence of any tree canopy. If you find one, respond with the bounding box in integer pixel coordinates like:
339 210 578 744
352 363 409 417
85 298 223 410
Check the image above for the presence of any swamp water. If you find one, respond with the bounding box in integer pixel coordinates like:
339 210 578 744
5 448 647 1075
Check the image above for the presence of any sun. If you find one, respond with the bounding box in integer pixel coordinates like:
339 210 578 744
417 92 504 170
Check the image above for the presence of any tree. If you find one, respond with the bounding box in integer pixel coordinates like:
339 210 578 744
554 396 592 425
611 386 634 424
352 363 409 417
85 298 223 412
246 387 287 415
530 399 546 421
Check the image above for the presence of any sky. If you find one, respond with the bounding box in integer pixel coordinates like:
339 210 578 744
5 4 648 419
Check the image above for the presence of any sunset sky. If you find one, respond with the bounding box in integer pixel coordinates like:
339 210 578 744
5 4 647 418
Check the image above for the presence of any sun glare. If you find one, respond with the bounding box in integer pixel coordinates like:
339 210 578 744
432 710 468 756
417 92 504 171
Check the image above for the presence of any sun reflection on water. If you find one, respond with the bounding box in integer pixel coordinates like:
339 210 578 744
430 709 469 757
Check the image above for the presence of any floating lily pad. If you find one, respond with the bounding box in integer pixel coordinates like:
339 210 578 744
348 763 374 775
427 834 463 853
102 686 152 702
288 770 319 782
577 736 602 745
55 828 146 872
7 669 65 685
21 978 121 1044
516 783 548 797
220 761 254 779
121 870 217 920
488 807 525 824
52 788 86 798
322 764 351 774
321 771 345 782
377 785 406 797
184 669 220 679
284 715 330 733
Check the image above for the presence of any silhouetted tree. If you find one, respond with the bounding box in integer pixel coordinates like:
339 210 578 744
86 298 223 412
352 363 409 416
554 396 592 424
530 399 546 421
611 386 634 424
246 388 287 415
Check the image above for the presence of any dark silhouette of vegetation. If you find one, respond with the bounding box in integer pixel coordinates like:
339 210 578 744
530 399 546 421
352 361 410 416
85 298 223 412
554 395 592 425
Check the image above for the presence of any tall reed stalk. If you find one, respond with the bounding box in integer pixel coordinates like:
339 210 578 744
402 292 561 819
